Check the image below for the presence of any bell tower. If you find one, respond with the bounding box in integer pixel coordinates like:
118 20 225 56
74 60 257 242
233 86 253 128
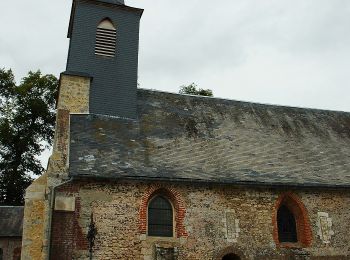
65 0 143 118
21 2 143 259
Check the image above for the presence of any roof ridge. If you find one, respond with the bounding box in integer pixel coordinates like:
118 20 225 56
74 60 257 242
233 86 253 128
137 88 350 115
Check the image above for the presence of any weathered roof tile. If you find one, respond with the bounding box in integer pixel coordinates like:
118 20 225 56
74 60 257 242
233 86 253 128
69 89 350 188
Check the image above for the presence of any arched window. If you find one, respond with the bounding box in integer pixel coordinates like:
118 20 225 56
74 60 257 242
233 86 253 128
222 253 241 260
273 193 312 247
277 205 298 243
148 196 173 237
95 18 116 57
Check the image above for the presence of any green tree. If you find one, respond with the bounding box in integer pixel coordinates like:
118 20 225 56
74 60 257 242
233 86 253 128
179 83 213 97
0 69 58 205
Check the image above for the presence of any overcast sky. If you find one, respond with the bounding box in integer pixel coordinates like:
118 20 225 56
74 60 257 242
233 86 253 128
1 0 350 167
1 0 349 112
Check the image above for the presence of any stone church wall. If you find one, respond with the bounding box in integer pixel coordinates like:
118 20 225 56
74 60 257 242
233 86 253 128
50 180 350 260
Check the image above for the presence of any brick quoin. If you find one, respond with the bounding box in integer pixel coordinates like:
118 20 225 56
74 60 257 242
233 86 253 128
272 192 312 247
139 184 188 238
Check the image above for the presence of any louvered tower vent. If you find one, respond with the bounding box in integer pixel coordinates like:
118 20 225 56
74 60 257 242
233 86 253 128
95 19 117 57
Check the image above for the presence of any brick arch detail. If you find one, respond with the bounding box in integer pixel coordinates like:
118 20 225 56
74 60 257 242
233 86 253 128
272 192 312 247
139 185 188 238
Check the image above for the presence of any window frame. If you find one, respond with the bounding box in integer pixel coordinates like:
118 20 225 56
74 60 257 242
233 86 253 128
146 195 175 238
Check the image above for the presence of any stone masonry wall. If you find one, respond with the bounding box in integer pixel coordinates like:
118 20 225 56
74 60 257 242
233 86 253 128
57 74 90 114
50 180 350 260
21 74 90 260
21 174 47 260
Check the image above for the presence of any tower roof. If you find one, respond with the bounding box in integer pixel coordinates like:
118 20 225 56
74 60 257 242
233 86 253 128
67 0 143 38
98 0 124 5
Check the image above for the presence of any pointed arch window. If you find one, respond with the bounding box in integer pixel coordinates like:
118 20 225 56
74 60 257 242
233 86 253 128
277 205 298 243
148 196 173 237
95 18 116 57
273 193 312 247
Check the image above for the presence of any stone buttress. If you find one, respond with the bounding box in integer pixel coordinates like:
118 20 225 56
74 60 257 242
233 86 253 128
21 74 90 260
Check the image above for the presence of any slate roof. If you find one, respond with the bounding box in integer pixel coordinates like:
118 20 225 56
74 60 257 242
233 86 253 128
69 89 350 188
0 206 24 237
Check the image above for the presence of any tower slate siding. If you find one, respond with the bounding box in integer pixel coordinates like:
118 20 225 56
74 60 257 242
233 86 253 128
66 0 142 118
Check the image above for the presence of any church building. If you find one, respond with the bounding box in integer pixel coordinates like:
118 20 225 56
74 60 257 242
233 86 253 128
21 0 350 259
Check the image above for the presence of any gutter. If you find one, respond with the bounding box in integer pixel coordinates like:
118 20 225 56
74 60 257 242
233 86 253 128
71 174 350 190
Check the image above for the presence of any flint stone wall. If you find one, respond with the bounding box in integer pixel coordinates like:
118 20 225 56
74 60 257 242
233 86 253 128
50 181 350 260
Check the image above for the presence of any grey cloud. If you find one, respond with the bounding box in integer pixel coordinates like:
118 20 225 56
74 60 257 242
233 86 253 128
0 0 349 112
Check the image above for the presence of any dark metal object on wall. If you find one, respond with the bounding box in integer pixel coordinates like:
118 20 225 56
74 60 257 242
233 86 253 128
87 213 97 260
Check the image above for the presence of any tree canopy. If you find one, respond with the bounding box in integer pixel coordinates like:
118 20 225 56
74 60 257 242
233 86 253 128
179 83 213 97
0 69 58 205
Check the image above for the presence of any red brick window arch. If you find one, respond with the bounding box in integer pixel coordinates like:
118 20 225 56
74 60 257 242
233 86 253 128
273 192 312 247
139 186 188 238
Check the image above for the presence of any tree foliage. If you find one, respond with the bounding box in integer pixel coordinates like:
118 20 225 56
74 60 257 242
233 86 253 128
179 83 213 97
0 69 58 205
